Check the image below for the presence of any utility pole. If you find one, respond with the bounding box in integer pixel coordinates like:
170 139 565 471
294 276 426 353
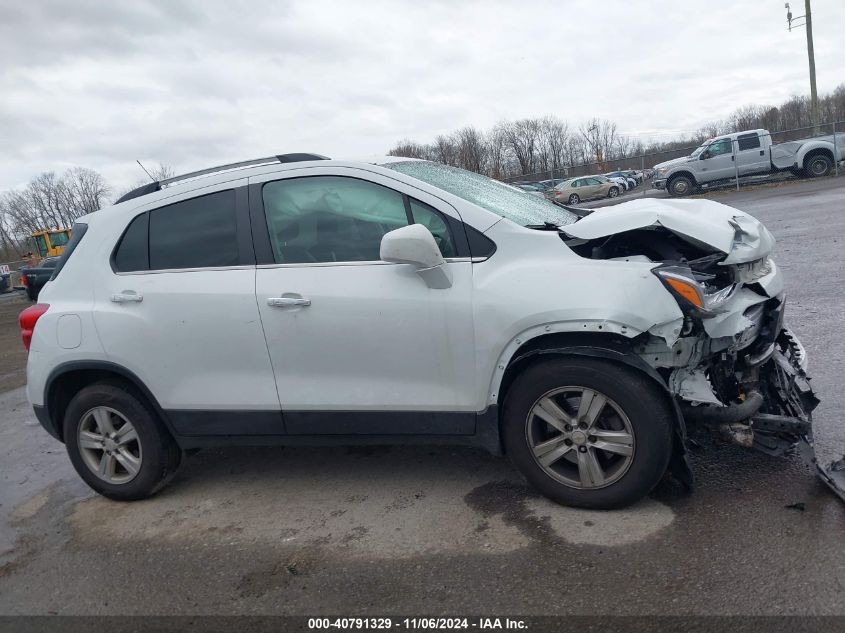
785 1 819 134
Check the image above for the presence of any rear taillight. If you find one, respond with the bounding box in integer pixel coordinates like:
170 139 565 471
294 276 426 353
19 303 49 351
21 274 28 287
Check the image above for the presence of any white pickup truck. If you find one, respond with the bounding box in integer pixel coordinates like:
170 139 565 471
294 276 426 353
653 128 844 196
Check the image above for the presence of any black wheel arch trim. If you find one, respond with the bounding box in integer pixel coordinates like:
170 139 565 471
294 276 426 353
668 171 697 185
43 360 178 443
503 344 694 489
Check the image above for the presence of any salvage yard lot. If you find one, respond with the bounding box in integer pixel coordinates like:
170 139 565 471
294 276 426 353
1 175 845 616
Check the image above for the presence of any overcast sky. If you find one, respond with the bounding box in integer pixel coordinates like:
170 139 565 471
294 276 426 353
1 0 843 193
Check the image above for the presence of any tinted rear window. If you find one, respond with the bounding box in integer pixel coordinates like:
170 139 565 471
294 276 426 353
113 213 149 272
148 190 238 270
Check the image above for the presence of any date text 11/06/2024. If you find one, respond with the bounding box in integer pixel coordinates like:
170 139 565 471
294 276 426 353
307 618 528 630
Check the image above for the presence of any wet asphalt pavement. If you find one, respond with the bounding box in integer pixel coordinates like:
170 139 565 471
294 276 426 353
1 176 844 616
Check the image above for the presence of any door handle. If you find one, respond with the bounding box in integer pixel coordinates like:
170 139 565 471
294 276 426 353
110 292 143 303
267 296 311 307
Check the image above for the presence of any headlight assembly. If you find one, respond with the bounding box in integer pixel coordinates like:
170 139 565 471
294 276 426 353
653 266 735 317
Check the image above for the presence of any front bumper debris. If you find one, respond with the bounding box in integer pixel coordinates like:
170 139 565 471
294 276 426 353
680 325 845 503
800 436 845 503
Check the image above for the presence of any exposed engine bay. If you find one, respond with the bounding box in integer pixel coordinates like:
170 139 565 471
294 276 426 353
561 199 845 501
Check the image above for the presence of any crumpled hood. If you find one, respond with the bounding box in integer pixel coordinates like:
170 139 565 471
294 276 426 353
564 198 775 264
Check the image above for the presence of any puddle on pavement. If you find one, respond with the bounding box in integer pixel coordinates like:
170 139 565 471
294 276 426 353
68 471 674 557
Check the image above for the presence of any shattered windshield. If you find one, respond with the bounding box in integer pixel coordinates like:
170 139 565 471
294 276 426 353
382 161 579 227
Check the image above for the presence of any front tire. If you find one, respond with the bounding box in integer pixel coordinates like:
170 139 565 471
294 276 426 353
64 382 182 501
502 358 674 509
568 193 580 204
667 175 694 197
607 186 619 198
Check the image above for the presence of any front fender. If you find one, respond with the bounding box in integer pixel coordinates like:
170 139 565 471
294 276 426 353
473 221 684 410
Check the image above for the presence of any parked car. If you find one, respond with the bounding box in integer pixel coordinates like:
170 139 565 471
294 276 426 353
602 175 629 191
514 183 546 197
551 177 620 204
20 257 60 301
653 128 845 196
536 178 567 190
605 171 637 189
20 153 843 509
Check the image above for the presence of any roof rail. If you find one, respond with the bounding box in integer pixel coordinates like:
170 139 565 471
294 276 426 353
114 153 330 204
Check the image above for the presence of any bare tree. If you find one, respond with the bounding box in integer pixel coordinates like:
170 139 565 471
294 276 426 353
432 134 458 166
485 127 509 179
499 118 541 175
65 167 111 215
579 118 618 170
388 140 432 160
0 167 111 253
535 117 569 176
453 126 487 173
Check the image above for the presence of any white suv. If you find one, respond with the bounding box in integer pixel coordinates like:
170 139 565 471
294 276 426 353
20 153 832 508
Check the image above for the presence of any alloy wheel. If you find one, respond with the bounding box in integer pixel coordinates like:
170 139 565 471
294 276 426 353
78 406 143 484
525 387 635 489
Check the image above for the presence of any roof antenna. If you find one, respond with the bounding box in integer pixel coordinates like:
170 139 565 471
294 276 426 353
136 160 156 182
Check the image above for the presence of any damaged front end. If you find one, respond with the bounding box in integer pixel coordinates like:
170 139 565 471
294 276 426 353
564 198 845 501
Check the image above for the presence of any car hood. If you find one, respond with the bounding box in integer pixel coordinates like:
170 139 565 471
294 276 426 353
564 198 775 264
654 156 694 169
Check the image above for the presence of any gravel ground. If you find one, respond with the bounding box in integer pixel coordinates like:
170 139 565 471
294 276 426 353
1 176 844 617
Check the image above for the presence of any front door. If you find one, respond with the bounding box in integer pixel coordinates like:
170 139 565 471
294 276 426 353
698 137 736 181
251 168 478 435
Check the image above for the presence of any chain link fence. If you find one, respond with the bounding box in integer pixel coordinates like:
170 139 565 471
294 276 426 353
504 120 843 198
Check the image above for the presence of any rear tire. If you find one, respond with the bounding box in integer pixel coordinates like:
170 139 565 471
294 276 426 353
804 153 833 178
568 194 580 204
502 357 674 509
667 175 694 197
64 382 182 501
26 287 37 301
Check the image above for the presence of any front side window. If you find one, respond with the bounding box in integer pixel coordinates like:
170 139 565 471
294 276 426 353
409 199 455 258
706 139 733 157
148 190 238 270
262 176 409 264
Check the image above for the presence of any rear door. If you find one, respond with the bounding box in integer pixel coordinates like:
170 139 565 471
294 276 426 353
94 180 282 436
735 132 769 175
249 166 478 435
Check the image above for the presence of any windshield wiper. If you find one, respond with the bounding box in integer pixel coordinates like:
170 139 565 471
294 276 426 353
525 221 562 230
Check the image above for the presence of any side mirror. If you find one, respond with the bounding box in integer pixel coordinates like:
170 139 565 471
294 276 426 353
380 224 452 289
700 151 710 160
